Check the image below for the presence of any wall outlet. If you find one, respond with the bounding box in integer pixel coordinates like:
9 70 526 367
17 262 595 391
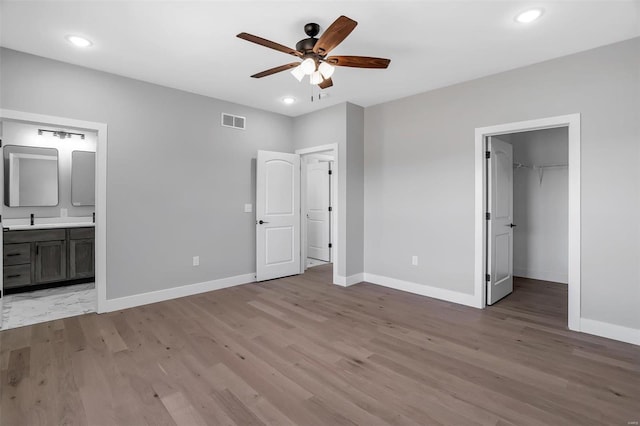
193 256 200 266
244 203 253 213
60 208 68 217
412 256 418 266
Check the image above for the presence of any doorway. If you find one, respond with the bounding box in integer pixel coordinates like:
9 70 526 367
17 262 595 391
303 153 334 269
297 145 337 283
0 109 107 330
486 128 569 306
254 144 339 285
474 114 581 331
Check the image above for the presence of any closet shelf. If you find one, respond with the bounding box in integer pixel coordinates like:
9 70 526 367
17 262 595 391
513 162 567 185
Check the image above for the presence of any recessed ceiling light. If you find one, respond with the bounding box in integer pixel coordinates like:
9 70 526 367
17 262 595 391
515 8 543 23
65 35 93 48
282 97 296 105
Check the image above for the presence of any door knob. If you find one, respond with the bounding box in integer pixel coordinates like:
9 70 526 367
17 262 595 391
509 223 517 228
258 220 269 225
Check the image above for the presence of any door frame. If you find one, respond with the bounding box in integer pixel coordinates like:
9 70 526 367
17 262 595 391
295 143 339 286
0 109 108 314
474 113 581 331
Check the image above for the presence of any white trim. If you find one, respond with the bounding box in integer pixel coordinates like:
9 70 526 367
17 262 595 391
335 273 364 287
295 143 338 155
475 113 581 330
363 273 480 307
104 273 256 312
513 268 568 285
0 109 108 314
580 318 640 346
296 144 340 286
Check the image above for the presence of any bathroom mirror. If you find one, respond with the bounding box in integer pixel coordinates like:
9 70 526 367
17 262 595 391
4 145 59 207
71 151 95 206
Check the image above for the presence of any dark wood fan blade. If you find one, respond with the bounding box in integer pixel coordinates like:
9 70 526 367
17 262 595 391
251 62 300 78
237 32 302 57
318 78 333 89
325 56 390 68
313 16 357 55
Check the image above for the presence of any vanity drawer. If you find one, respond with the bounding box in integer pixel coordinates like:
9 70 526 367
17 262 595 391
3 264 32 288
4 229 66 243
3 243 31 265
69 227 95 240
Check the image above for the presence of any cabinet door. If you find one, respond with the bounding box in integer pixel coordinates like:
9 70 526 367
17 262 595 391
70 238 95 279
35 240 67 283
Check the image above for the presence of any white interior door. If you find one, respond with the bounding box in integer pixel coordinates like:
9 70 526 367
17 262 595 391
256 150 300 281
306 161 331 262
487 136 514 305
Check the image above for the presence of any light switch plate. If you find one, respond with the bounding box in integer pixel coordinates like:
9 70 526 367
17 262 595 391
193 256 200 266
244 204 253 213
412 256 418 266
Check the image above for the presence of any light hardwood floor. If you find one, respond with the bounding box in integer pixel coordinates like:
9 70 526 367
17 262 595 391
1 266 638 425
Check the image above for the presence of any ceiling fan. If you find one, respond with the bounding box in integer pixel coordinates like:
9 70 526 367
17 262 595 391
237 15 390 89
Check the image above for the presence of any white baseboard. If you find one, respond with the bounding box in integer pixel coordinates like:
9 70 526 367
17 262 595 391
363 273 480 308
514 268 568 284
335 273 365 287
103 273 256 312
580 318 640 346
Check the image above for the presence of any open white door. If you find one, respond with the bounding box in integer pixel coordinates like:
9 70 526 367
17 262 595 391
487 136 514 305
306 161 331 262
256 150 300 281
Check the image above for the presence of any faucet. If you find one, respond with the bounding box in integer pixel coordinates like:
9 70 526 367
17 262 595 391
30 213 34 226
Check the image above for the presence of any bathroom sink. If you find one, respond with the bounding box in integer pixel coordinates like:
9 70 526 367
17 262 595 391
3 217 94 231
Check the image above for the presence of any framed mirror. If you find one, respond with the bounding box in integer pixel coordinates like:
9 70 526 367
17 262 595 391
71 151 95 206
4 145 59 207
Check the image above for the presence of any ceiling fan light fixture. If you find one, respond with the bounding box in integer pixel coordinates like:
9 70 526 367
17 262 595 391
290 65 305 82
309 70 323 85
300 58 316 75
318 62 335 79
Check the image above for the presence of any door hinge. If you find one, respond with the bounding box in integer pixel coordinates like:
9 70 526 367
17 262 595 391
328 170 332 175
485 273 491 281
485 212 490 220
328 206 332 212
485 151 491 159
328 243 332 248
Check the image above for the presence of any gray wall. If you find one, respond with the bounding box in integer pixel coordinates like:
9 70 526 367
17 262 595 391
0 48 294 300
345 103 364 276
292 102 365 278
365 38 640 330
510 128 568 284
1 121 97 219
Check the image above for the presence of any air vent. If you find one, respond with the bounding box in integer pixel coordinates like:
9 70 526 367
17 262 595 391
221 113 246 130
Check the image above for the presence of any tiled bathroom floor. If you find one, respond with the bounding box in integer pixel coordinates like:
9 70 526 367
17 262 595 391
1 283 96 330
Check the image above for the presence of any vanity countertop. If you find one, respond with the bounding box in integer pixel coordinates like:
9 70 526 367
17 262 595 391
3 217 94 231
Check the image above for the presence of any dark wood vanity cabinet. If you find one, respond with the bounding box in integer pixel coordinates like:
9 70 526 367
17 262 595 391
35 240 67 283
3 227 94 291
69 228 95 279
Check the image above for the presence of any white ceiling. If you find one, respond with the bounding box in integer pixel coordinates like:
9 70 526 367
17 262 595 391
1 1 639 117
